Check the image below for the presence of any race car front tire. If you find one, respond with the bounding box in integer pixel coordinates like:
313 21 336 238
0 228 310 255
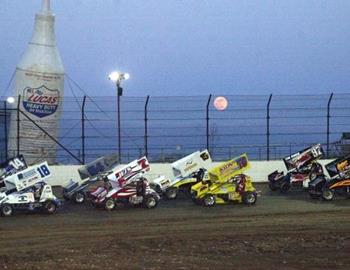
143 195 158 209
43 201 57 215
280 182 291 194
322 188 335 201
242 192 257 205
104 198 115 211
203 194 215 207
1 204 13 217
73 192 85 204
165 187 178 200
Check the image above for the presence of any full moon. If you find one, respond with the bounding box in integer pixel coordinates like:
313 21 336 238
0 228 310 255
214 96 228 111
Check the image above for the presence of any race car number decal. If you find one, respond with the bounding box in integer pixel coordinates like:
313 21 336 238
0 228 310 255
200 152 209 161
37 165 51 178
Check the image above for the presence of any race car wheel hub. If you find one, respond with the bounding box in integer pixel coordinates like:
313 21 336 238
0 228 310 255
322 189 334 200
204 195 215 206
146 197 156 208
105 199 115 210
246 193 256 203
75 193 85 203
46 203 56 213
166 188 177 199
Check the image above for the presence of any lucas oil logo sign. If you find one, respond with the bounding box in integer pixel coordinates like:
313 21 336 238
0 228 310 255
23 85 59 118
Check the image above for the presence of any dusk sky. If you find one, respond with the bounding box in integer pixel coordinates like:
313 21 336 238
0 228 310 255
1 0 350 97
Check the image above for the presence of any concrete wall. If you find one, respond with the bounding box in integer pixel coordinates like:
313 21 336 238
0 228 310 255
48 159 334 186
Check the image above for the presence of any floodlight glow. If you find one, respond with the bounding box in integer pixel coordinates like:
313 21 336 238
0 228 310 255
6 97 15 104
108 71 120 82
123 73 130 80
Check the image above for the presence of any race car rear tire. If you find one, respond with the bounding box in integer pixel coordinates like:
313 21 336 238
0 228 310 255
43 201 57 215
268 182 278 191
143 195 158 209
322 188 335 201
242 192 257 205
104 198 115 211
1 204 13 217
203 194 215 207
73 192 85 204
165 187 178 200
280 182 291 194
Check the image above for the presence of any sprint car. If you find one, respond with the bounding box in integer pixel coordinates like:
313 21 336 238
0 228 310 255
309 154 350 200
268 144 324 193
0 161 60 216
149 149 212 199
191 154 257 207
62 154 119 204
90 157 160 211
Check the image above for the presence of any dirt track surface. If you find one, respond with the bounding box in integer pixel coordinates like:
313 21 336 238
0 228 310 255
0 184 349 270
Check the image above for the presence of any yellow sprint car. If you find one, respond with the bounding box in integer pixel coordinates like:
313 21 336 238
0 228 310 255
191 154 257 207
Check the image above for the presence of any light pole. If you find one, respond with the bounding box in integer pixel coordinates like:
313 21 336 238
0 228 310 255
108 71 130 163
5 97 15 160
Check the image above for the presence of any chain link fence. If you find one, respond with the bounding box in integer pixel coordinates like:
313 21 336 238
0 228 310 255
1 93 350 164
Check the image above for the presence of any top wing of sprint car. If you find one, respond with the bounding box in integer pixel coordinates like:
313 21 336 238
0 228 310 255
77 154 119 181
0 155 27 184
106 156 150 186
325 154 350 178
208 154 250 183
2 161 52 192
283 144 324 171
171 149 212 179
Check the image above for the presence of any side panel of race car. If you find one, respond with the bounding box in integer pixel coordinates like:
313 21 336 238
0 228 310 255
172 177 198 188
39 185 57 202
5 192 36 204
328 179 350 198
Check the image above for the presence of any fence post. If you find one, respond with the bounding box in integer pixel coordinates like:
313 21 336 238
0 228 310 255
144 95 150 158
266 94 273 161
326 93 334 158
4 101 8 160
81 95 87 164
17 95 21 156
206 94 212 152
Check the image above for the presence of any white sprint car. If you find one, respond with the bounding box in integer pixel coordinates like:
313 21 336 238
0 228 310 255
0 161 60 217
